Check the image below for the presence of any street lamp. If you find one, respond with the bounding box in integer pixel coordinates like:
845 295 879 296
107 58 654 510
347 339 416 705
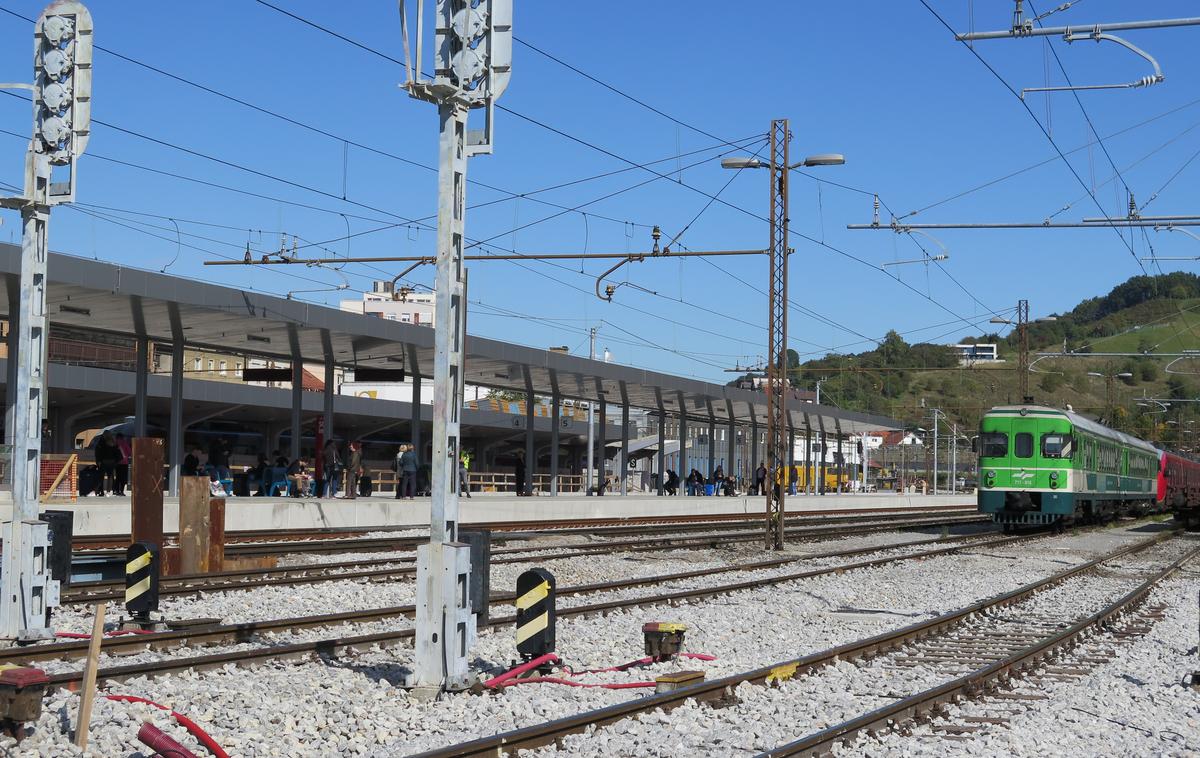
1088 372 1134 427
721 123 844 550
722 154 846 170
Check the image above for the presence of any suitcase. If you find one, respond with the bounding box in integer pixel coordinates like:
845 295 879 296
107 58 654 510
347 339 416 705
359 474 373 497
78 465 101 497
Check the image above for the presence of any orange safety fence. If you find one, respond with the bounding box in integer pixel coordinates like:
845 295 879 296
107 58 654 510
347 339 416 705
40 454 77 501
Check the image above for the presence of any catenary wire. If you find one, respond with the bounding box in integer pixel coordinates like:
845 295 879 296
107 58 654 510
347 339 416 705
916 0 1146 274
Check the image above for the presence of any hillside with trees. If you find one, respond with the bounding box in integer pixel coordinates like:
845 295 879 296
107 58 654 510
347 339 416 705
732 272 1200 449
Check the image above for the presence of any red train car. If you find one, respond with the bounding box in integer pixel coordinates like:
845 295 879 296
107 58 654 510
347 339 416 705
1158 450 1200 528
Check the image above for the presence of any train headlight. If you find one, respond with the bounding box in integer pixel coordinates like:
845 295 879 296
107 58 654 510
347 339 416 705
987 471 996 479
1050 472 1059 480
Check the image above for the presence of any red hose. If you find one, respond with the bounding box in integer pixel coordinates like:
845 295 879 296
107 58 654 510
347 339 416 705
484 653 560 688
138 723 200 758
104 695 229 758
498 677 656 689
567 653 717 675
484 652 718 690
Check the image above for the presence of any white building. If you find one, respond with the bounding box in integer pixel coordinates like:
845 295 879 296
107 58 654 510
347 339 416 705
339 282 436 326
950 343 1002 366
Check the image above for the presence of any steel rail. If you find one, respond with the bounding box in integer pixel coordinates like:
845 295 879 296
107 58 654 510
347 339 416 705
61 514 989 604
756 541 1200 757
66 512 986 570
33 531 1036 676
66 507 978 554
394 529 1178 758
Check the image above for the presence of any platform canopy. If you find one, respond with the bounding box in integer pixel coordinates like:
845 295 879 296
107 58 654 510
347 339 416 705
0 244 900 436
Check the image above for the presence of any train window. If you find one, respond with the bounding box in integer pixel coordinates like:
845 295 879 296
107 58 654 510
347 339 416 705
1041 434 1073 458
1014 433 1034 458
979 433 1008 457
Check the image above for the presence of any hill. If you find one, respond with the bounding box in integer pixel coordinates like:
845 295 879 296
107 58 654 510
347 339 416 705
778 272 1200 446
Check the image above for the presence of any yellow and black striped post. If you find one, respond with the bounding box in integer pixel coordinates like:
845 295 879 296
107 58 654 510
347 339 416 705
515 568 555 662
124 541 159 620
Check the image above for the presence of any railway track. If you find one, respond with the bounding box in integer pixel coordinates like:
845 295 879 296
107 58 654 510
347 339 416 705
397 529 1190 758
26 529 1028 676
67 505 976 554
60 513 988 603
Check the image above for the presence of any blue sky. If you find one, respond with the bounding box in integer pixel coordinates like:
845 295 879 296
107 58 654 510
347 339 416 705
3 1 1200 383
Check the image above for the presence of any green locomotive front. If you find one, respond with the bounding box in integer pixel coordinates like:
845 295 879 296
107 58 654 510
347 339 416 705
977 405 1159 527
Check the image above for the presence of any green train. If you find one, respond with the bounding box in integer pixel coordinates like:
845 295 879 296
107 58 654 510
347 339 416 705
976 404 1163 529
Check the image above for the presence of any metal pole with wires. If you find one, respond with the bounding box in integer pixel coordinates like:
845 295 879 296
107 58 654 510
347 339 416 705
398 0 512 700
0 1 92 644
764 120 790 549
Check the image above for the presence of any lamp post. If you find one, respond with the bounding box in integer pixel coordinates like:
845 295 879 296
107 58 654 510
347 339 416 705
721 123 844 549
1088 372 1134 427
991 302 1057 403
916 426 929 493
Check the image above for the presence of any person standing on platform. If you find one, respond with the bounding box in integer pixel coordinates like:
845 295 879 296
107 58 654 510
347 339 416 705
93 430 120 497
345 441 362 500
322 439 340 498
514 449 527 496
114 432 132 495
41 420 52 454
396 444 418 500
459 449 472 498
754 463 767 496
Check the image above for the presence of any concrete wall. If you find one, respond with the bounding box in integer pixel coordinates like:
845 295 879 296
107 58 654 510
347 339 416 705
14 494 977 536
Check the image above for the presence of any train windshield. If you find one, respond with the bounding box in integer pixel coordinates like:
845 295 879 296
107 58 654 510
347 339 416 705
979 432 1008 458
1041 433 1073 458
1014 433 1034 458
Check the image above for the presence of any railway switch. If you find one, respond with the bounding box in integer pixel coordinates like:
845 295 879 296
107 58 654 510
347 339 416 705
0 665 49 741
643 622 688 661
515 568 555 667
122 541 163 631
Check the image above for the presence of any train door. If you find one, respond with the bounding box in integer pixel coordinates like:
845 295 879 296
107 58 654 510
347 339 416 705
1009 417 1039 490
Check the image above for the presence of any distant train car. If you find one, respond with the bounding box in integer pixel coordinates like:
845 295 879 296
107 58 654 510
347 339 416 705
977 404 1163 529
1159 449 1200 529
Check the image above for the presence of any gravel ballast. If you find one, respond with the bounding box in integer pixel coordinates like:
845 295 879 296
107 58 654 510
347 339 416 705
0 523 1185 756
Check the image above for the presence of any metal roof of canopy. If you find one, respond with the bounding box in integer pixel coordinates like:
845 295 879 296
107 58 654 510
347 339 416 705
0 243 900 435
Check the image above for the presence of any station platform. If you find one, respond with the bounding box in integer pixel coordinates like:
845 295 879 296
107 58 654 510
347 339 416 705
14 493 977 536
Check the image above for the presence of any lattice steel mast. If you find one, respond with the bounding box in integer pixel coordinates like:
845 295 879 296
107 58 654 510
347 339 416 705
765 120 790 550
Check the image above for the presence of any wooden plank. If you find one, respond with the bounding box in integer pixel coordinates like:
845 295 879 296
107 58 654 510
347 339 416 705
131 438 164 548
179 476 210 574
74 603 106 748
209 495 226 572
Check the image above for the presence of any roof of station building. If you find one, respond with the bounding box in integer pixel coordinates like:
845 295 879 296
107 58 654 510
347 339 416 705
0 243 900 435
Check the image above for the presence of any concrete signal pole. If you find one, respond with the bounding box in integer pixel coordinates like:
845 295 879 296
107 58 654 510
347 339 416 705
398 0 512 698
586 324 600 494
0 1 92 644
